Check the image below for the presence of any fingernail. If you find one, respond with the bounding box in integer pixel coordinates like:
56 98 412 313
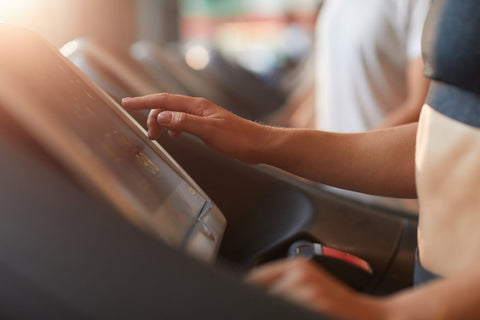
157 111 172 124
121 97 131 103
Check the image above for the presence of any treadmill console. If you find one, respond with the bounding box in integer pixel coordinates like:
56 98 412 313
0 24 226 262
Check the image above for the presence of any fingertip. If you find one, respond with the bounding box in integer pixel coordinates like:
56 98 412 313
147 123 162 140
147 129 161 140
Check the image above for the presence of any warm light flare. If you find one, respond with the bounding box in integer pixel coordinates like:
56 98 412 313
0 0 38 22
60 40 80 57
185 45 211 70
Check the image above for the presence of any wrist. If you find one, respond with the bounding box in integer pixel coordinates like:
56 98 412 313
354 296 390 320
247 123 283 165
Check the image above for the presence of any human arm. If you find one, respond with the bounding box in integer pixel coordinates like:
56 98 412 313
246 258 386 320
377 0 431 129
376 59 430 129
122 93 417 198
246 258 480 320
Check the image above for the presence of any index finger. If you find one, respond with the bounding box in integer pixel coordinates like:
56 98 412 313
122 93 206 116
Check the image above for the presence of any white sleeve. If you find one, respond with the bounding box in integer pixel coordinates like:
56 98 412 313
406 0 431 60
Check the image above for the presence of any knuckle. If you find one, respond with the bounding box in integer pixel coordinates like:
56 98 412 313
291 258 310 268
289 260 316 280
147 117 155 126
147 110 159 125
174 112 188 125
195 97 210 110
292 266 309 280
158 92 169 104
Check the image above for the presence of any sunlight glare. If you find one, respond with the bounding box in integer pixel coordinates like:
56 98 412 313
185 45 211 70
60 40 80 57
0 0 38 22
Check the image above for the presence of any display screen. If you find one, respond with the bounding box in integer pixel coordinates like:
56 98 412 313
0 26 211 247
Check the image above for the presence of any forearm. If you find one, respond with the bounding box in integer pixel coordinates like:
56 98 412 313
376 102 423 129
122 94 417 197
254 123 417 197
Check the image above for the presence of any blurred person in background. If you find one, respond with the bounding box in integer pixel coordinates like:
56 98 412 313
316 0 430 212
276 0 431 212
277 0 430 131
315 0 431 133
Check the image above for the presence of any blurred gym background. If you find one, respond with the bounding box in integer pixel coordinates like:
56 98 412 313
0 0 321 80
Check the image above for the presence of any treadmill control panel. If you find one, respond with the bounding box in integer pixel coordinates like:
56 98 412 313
0 24 226 262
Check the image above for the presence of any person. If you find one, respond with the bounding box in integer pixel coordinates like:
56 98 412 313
121 0 480 318
276 0 432 212
316 0 431 133
316 0 432 211
276 0 431 130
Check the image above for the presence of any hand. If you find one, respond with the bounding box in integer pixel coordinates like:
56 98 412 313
246 258 385 320
121 93 270 164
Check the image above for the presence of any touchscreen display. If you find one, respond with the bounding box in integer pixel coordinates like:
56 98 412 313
0 26 212 248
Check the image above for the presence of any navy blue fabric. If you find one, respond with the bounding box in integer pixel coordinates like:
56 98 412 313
422 0 480 127
414 250 441 286
426 81 480 128
422 0 480 95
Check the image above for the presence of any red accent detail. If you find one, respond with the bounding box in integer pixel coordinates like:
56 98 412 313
322 246 372 274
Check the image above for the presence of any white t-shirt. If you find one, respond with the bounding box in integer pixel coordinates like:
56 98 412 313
315 0 431 133
315 0 430 212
